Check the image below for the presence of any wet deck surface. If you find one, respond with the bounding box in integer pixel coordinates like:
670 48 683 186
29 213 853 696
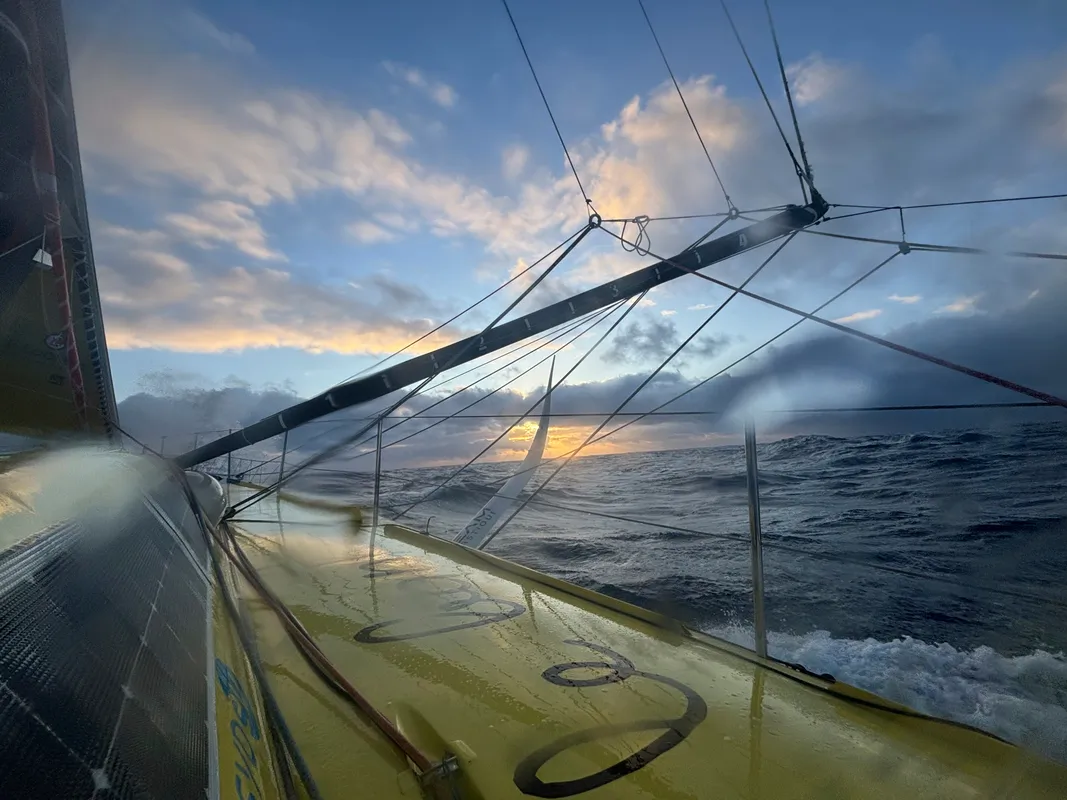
231 489 1067 799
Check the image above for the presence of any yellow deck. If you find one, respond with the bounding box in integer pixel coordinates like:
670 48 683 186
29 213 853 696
223 489 1067 799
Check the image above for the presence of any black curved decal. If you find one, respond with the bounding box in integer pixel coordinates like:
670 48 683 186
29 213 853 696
354 565 526 643
354 598 526 643
513 640 707 798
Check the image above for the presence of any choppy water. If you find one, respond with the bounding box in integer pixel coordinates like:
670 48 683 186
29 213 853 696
294 420 1067 761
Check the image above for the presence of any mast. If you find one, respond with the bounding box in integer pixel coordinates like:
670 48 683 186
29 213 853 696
176 200 827 468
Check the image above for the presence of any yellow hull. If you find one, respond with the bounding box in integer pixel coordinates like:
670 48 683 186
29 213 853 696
222 487 1067 799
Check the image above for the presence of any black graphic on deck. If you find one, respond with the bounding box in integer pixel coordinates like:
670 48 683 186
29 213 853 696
514 640 707 798
354 561 525 643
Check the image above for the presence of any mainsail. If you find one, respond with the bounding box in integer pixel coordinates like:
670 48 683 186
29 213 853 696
454 360 554 549
0 0 116 438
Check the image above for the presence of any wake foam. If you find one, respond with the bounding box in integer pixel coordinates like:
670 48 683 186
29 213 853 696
709 625 1067 763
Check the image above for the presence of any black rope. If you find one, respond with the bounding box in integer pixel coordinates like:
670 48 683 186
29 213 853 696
605 227 1067 409
500 0 592 210
718 0 812 199
637 0 735 211
763 0 813 190
397 290 649 517
482 234 797 548
620 215 653 256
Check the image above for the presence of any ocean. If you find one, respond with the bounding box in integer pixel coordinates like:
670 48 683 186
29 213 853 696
295 420 1067 762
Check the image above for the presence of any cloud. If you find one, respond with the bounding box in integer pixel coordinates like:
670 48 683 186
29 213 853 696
71 13 1067 419
602 319 678 364
688 303 713 311
786 54 849 106
183 11 255 56
347 220 398 244
73 43 581 260
382 61 457 107
889 294 922 304
165 200 285 261
833 308 882 324
92 222 453 355
118 278 1067 469
502 144 530 180
938 295 982 314
601 318 730 366
660 309 676 316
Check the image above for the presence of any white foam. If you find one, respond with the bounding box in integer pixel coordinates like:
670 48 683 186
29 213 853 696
709 624 1067 763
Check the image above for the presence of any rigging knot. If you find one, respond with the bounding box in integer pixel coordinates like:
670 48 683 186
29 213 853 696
620 215 652 257
587 211 602 229
898 241 911 255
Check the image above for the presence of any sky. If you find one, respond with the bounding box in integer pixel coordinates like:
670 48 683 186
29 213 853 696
60 0 1067 466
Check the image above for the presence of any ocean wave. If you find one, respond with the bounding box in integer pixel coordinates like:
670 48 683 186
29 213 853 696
708 625 1067 762
674 470 803 492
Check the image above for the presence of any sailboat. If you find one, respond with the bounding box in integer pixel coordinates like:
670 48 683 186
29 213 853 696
2 0 1067 797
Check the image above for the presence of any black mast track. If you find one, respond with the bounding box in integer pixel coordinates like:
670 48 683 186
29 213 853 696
176 200 826 468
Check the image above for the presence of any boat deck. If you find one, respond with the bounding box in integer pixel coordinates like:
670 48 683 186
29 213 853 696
228 488 1067 799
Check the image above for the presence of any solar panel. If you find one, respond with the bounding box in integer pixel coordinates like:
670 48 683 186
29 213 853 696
0 485 212 799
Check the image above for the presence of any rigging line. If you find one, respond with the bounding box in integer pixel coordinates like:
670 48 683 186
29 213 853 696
794 225 1067 261
763 0 813 187
481 234 797 549
685 216 732 251
605 227 1067 408
234 308 610 483
637 0 735 210
500 0 592 209
718 0 812 198
111 420 163 457
229 223 595 513
821 207 894 223
231 310 610 516
332 226 586 385
488 246 903 487
235 304 615 480
333 300 625 466
397 289 649 518
832 193 1067 211
414 303 601 394
599 206 789 224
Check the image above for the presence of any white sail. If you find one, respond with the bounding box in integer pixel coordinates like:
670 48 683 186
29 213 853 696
454 360 553 549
